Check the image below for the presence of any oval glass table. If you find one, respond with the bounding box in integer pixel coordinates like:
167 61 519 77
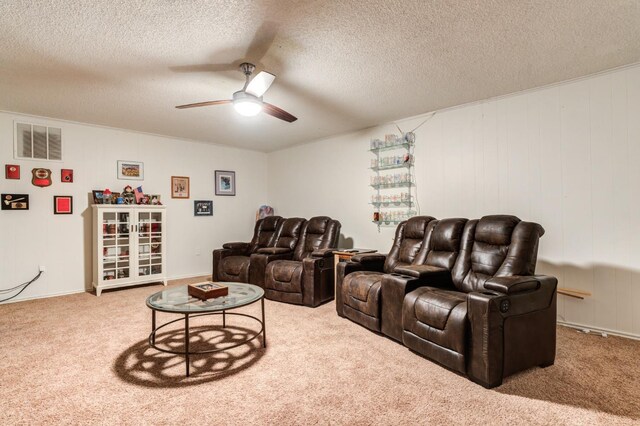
146 282 265 377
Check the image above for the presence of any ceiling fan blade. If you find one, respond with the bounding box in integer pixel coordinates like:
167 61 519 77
246 71 276 97
263 102 297 123
175 100 231 109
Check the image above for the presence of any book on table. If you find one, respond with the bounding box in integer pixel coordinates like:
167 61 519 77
188 282 229 300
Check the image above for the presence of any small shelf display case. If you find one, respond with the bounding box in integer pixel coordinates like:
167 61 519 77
92 204 167 296
370 133 417 228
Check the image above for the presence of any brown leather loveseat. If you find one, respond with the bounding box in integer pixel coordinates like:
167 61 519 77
336 215 557 388
212 215 341 307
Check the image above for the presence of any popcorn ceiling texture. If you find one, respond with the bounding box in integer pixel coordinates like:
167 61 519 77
0 0 639 152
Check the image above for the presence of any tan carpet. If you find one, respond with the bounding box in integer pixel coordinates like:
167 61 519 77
1 277 639 425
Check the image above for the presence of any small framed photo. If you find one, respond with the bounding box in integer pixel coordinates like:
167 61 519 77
1 194 29 210
54 196 73 214
5 165 20 179
149 194 162 205
92 190 104 204
215 170 236 196
61 169 73 183
171 176 190 199
194 200 213 216
117 160 144 180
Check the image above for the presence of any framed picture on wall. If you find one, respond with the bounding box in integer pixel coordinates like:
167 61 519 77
215 170 235 196
171 176 190 199
117 160 144 180
54 196 73 214
92 190 104 204
194 200 213 216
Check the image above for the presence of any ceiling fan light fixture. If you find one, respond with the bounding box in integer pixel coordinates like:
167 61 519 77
233 99 263 116
232 91 263 117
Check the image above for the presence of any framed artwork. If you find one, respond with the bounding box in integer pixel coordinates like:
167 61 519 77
1 194 29 210
117 160 144 180
194 200 213 216
149 194 162 205
5 165 20 179
215 170 236 196
171 176 189 199
61 169 73 183
54 196 73 214
92 190 104 204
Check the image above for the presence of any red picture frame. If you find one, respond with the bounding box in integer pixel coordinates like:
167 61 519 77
5 164 20 179
61 169 73 183
53 196 73 214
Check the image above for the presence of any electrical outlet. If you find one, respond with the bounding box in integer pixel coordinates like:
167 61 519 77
39 265 46 272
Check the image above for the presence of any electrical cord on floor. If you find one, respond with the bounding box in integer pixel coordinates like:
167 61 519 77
0 271 42 303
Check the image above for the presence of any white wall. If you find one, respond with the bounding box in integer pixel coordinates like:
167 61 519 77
268 64 640 339
0 111 267 301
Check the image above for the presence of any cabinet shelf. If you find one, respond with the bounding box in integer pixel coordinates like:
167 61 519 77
369 142 414 153
370 182 413 189
93 205 167 296
370 162 413 172
370 201 413 208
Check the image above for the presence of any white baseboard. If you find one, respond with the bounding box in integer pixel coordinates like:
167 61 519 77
0 272 211 305
558 320 640 341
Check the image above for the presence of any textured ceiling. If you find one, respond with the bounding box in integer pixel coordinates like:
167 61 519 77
1 0 639 152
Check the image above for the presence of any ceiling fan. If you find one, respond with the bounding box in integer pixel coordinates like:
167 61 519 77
175 62 297 123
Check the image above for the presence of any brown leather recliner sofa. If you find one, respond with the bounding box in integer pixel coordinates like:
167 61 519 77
336 216 435 330
336 215 557 388
212 215 341 307
212 216 283 283
263 216 341 307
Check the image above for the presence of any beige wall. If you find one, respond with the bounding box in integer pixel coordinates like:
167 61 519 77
0 111 268 301
268 64 640 338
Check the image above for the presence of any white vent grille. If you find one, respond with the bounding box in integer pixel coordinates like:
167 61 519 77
14 122 63 161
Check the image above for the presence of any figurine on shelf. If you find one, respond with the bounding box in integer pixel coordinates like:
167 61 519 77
122 185 136 205
103 189 112 204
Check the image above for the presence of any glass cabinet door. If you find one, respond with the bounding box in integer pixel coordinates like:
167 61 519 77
137 210 163 277
101 211 131 281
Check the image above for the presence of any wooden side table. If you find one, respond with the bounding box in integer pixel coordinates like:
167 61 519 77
333 249 377 291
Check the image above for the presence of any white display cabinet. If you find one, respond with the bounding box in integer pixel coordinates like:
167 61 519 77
92 205 167 296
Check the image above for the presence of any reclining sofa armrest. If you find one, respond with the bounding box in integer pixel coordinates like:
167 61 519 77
350 253 387 268
311 248 336 258
222 241 250 251
484 275 540 295
467 275 558 388
249 251 295 287
393 265 448 280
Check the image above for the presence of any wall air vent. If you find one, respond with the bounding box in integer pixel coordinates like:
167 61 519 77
14 121 63 161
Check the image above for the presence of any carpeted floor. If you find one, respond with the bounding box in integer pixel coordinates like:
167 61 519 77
1 276 639 425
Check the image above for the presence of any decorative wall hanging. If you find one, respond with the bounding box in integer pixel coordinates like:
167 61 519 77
117 160 144 180
194 200 213 216
215 170 235 196
1 194 29 210
171 176 190 199
61 169 73 182
31 168 52 187
5 165 20 179
53 196 73 214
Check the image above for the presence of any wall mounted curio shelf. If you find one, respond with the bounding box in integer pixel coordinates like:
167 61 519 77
369 133 417 229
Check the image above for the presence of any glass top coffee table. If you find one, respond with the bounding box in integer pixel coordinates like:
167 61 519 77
146 282 265 377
